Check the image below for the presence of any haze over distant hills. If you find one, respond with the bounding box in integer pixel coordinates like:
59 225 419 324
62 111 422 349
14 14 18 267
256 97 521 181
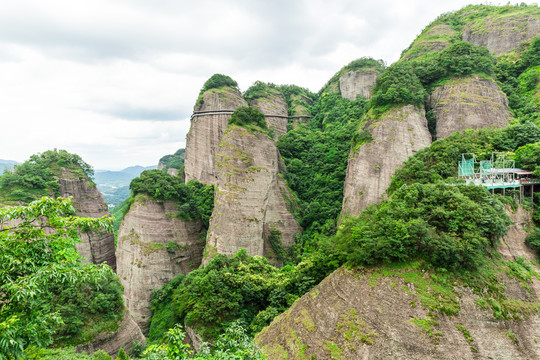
0 159 20 173
94 165 156 207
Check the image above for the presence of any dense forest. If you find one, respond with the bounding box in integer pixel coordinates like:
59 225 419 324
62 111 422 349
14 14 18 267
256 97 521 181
1 3 540 359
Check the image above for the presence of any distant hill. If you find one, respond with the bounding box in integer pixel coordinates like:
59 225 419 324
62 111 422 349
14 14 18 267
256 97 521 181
94 165 156 207
0 159 20 174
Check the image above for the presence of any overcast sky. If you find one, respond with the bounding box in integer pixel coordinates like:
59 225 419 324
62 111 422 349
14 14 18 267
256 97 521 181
1 0 537 170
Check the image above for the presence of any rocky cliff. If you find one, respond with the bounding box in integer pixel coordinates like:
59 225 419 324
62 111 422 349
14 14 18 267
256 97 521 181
462 13 540 56
184 86 247 184
339 69 379 100
341 105 432 217
116 196 204 332
256 208 540 360
248 90 289 139
57 168 116 270
203 126 300 264
76 311 146 358
429 75 512 140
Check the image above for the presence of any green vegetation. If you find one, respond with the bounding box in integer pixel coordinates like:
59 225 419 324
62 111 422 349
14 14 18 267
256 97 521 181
228 106 269 135
159 148 185 171
24 347 113 359
149 245 341 342
0 197 120 359
130 170 214 228
336 183 510 271
277 93 368 253
143 321 266 359
0 149 94 204
199 74 238 95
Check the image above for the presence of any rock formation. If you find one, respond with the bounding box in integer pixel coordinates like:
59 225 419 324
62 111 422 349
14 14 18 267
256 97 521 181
341 105 432 217
76 311 146 358
256 208 540 359
184 86 247 184
339 69 379 100
116 196 205 332
401 24 458 60
462 15 540 56
204 125 300 265
248 91 289 139
429 75 512 140
57 169 116 270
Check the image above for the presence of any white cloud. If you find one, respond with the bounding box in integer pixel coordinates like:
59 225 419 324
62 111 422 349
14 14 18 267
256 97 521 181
0 0 536 169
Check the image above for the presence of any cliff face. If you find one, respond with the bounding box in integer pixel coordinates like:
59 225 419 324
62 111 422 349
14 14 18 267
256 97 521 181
76 311 146 358
249 92 289 139
57 169 116 270
116 196 204 333
339 70 379 100
204 126 300 264
256 209 540 360
430 75 512 140
341 105 432 217
462 15 540 56
184 87 247 184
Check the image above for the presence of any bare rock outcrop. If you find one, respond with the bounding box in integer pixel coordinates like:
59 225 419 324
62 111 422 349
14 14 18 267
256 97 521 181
116 196 205 333
462 15 540 56
203 126 300 264
76 311 146 358
184 86 247 184
341 105 432 217
499 206 536 262
256 210 540 359
249 92 289 139
58 169 116 270
429 75 512 140
339 69 379 100
256 266 540 359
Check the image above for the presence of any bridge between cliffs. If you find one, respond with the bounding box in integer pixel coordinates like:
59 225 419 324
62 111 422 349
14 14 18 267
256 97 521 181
190 109 311 121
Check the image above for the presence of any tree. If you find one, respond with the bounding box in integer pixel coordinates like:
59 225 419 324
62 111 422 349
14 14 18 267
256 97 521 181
0 197 114 359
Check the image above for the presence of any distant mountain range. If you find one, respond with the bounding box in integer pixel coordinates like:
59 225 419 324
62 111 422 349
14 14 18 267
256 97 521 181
94 165 156 207
0 159 20 174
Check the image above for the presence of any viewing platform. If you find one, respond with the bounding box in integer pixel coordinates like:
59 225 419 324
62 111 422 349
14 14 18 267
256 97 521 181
458 152 539 202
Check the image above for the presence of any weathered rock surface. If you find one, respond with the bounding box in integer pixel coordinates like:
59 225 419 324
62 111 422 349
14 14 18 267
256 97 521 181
204 126 300 264
462 15 540 56
341 105 432 217
429 75 512 140
256 209 540 359
58 169 116 270
401 24 458 60
499 205 536 262
249 91 289 139
184 86 247 184
339 69 379 100
76 310 146 358
116 196 204 333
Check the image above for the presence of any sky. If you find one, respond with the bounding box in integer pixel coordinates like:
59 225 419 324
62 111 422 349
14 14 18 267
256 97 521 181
0 0 537 170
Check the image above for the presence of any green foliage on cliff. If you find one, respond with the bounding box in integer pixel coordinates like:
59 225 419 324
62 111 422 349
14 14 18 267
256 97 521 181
370 62 426 111
150 245 341 342
200 74 238 95
243 81 281 102
0 197 120 359
143 321 266 360
0 149 94 204
159 148 185 171
277 93 368 251
228 106 269 134
130 170 214 228
336 183 510 271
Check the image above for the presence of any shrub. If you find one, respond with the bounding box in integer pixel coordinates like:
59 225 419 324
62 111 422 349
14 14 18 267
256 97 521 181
200 74 238 94
228 106 268 132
